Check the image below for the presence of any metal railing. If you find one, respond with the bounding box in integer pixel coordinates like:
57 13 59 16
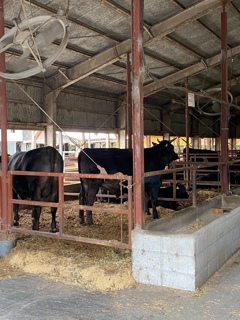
7 170 133 249
4 158 240 248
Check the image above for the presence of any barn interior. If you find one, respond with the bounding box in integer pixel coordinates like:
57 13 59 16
1 1 240 237
0 1 240 139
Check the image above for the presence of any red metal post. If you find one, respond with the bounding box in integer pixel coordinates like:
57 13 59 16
0 0 9 230
127 53 132 149
131 0 144 228
220 5 229 194
185 78 190 186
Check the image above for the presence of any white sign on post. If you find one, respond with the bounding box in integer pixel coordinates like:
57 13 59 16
188 92 195 107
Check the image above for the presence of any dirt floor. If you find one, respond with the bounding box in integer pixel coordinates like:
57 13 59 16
0 189 219 292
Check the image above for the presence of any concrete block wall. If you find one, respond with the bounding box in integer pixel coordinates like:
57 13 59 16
132 230 197 290
195 207 240 288
132 195 240 291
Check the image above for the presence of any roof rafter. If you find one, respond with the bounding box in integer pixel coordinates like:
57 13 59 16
44 0 223 91
143 44 240 97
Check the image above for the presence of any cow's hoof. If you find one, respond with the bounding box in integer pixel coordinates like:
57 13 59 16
13 221 19 226
50 228 58 233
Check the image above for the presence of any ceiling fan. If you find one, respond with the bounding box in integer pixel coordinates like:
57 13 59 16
0 7 69 80
196 88 233 116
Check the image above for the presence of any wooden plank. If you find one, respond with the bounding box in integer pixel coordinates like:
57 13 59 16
211 208 224 214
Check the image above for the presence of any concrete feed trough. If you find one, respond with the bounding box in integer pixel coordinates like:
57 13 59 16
132 194 240 291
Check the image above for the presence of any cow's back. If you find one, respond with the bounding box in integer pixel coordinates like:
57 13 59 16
9 147 63 200
22 146 63 173
78 148 133 175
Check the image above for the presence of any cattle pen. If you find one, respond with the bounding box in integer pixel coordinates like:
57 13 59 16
1 156 240 291
5 170 133 250
2 153 240 243
2 163 194 248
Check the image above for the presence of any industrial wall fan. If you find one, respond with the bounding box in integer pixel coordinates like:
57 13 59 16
196 88 233 116
0 10 69 80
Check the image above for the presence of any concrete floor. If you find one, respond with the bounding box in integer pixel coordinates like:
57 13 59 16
0 249 239 320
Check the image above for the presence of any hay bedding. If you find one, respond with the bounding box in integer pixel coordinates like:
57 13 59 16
0 189 219 292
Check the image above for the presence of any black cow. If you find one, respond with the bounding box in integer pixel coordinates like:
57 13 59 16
146 182 189 213
8 146 63 232
99 183 128 203
78 140 179 225
0 154 10 170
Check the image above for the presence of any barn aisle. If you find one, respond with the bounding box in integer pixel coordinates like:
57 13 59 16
0 249 239 320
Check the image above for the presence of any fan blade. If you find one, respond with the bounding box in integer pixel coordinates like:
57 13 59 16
34 21 63 48
12 20 64 73
14 47 31 72
0 34 14 53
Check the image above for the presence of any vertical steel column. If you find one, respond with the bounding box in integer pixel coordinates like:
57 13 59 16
127 53 132 149
220 4 229 194
0 0 9 230
131 0 144 228
185 78 190 186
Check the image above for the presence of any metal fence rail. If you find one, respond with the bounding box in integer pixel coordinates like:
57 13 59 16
4 159 240 249
7 171 133 250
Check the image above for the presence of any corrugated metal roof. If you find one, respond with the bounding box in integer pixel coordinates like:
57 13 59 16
1 0 240 130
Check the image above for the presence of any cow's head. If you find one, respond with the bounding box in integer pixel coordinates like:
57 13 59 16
155 140 179 166
176 182 189 198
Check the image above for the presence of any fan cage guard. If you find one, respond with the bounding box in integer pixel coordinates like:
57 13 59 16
196 88 233 116
0 15 69 80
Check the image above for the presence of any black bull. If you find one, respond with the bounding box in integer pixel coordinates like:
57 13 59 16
8 146 63 232
78 140 179 225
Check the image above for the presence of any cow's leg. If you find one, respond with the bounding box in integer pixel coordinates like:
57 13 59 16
85 181 101 225
151 184 160 219
13 191 20 226
79 179 101 225
31 206 41 230
50 207 58 233
13 204 20 226
144 192 151 215
152 203 158 219
50 180 59 233
79 182 85 224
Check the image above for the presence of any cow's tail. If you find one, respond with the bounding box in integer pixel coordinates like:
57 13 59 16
42 147 56 198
